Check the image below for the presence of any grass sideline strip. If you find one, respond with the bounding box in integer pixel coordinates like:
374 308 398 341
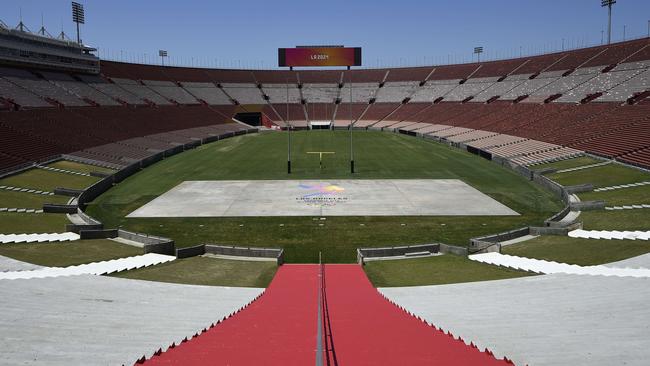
364 254 533 287
502 235 650 266
0 239 142 267
112 256 277 287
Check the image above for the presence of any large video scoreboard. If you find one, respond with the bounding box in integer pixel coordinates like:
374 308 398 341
278 46 361 67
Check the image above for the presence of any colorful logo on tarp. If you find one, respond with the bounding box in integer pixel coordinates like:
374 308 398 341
297 183 348 207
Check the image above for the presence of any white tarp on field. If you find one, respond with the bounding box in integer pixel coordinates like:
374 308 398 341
127 179 519 217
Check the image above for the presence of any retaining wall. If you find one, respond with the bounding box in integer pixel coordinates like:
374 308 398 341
357 244 441 264
43 204 78 214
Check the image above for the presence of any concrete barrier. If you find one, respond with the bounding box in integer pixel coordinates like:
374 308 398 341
439 243 468 256
534 167 557 175
54 187 84 197
117 229 175 255
544 205 572 226
564 184 594 194
470 227 530 253
77 176 114 207
89 171 111 178
176 244 206 259
113 163 141 183
529 226 571 236
357 244 441 264
205 245 284 265
79 229 118 239
164 145 184 157
570 200 605 211
43 204 78 214
140 152 164 168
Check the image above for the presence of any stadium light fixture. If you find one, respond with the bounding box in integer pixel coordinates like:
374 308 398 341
601 0 616 44
159 50 168 66
473 47 484 62
71 2 85 45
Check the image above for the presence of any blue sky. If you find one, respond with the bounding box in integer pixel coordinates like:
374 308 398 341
2 0 649 69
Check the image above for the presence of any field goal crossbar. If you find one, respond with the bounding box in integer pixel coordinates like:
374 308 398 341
306 151 335 169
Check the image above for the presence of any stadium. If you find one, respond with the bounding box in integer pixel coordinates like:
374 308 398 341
0 1 649 365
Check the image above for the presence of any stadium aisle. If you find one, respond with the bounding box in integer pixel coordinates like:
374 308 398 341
142 264 320 365
323 264 511 365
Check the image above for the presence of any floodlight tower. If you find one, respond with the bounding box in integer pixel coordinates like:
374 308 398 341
159 50 168 66
473 47 484 62
601 0 616 45
71 2 85 45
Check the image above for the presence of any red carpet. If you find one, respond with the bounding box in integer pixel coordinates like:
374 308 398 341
322 264 511 365
142 264 319 365
142 264 511 365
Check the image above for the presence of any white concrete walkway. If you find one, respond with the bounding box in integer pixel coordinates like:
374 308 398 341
0 253 175 280
569 229 650 240
0 232 80 244
469 252 650 277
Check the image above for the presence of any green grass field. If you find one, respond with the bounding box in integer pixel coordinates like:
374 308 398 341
579 185 650 206
86 131 562 263
0 168 100 191
47 160 116 175
580 209 650 231
533 156 605 172
0 190 69 209
548 164 650 188
112 256 277 287
0 212 68 233
0 239 142 267
364 254 533 287
502 235 650 266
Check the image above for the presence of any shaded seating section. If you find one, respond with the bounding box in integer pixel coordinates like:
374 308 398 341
500 71 562 101
181 82 232 105
0 67 88 107
77 74 146 105
143 80 199 105
40 71 121 106
342 83 379 103
555 67 644 103
409 79 459 102
374 81 419 102
111 78 172 105
262 83 302 104
472 74 530 102
220 83 266 104
301 83 339 103
597 67 650 102
444 77 498 101
0 78 53 108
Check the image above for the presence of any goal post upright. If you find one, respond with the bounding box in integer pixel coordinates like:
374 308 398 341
278 45 362 175
287 79 292 174
349 70 354 174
